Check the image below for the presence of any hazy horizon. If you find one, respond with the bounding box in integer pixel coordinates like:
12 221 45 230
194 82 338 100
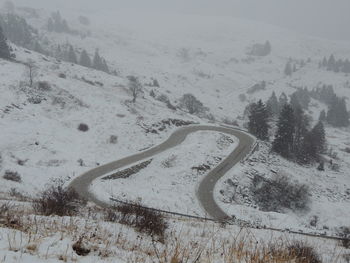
7 0 350 41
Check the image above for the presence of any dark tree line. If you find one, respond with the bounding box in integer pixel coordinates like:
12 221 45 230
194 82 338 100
248 93 326 164
319 54 350 73
248 41 271 56
272 104 326 164
47 11 71 34
55 44 109 73
310 85 349 127
0 25 14 59
0 13 38 49
248 100 269 140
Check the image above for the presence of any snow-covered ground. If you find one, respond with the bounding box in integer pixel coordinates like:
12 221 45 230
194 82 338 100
90 131 237 216
0 1 349 261
216 126 350 236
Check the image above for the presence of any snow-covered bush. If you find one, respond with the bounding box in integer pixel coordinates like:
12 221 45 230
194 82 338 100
251 174 309 213
78 123 89 132
109 135 118 144
178 93 207 115
3 170 21 182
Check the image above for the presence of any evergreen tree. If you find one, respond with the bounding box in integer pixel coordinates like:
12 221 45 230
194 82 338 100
264 41 271 55
322 57 327 67
0 25 13 59
311 121 326 154
343 59 350 73
319 110 326 122
278 92 288 111
79 49 91 68
284 61 293 76
327 96 350 127
266 91 279 117
47 18 54 31
293 107 310 161
92 50 109 73
299 121 326 164
248 100 269 141
293 64 297 72
67 45 77 64
272 104 295 158
92 49 102 70
101 58 109 73
327 54 336 71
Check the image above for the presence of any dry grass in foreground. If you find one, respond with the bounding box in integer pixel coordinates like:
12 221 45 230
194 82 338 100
0 200 347 263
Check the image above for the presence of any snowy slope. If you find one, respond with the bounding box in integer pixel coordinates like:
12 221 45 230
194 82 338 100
0 1 349 252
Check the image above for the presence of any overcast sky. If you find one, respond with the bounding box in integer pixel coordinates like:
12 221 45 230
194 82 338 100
10 0 350 40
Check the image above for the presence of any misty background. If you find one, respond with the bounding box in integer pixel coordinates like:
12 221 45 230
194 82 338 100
8 0 350 41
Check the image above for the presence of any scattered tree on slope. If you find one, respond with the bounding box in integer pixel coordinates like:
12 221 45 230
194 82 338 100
248 100 269 141
0 25 13 59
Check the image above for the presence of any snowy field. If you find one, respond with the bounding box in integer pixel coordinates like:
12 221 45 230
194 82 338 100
0 1 349 261
90 131 237 216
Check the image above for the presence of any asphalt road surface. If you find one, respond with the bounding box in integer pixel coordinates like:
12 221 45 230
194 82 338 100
69 125 255 220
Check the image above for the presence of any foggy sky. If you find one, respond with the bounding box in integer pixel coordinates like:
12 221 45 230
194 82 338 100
11 0 350 41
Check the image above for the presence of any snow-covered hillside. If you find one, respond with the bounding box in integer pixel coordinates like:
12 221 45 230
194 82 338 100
0 1 349 262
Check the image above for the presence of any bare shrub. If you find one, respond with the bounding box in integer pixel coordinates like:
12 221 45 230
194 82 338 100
178 93 207 115
72 237 91 256
344 147 350 154
128 76 143 103
247 81 266 94
222 117 238 127
109 135 118 144
239 93 246 102
37 81 51 91
9 188 27 201
3 170 21 182
78 123 89 132
33 184 86 216
269 242 322 263
161 155 177 168
251 174 309 212
58 73 66 78
337 227 350 249
24 59 39 87
104 203 167 240
156 94 170 104
78 16 90 26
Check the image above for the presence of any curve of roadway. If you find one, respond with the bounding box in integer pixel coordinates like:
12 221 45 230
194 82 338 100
69 125 255 220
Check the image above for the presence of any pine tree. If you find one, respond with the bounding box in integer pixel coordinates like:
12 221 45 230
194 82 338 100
319 110 326 122
47 18 54 31
343 59 350 73
272 104 295 158
67 45 77 64
327 96 350 127
278 92 288 111
284 61 293 76
92 49 102 70
293 107 310 161
264 41 271 55
248 100 269 141
266 91 279 117
322 57 328 67
0 25 13 59
327 54 336 71
299 121 326 164
79 49 91 68
101 58 109 73
311 121 326 154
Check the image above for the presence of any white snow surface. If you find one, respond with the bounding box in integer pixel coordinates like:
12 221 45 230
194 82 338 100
90 131 237 216
0 3 349 261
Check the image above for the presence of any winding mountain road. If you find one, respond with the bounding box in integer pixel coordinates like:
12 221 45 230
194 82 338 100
69 125 255 220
